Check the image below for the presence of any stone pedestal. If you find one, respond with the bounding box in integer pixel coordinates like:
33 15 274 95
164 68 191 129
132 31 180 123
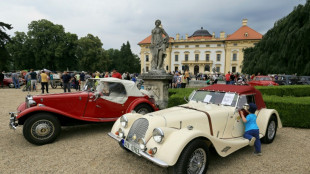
140 71 173 109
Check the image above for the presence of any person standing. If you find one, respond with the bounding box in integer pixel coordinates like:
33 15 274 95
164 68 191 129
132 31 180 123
181 72 187 88
176 72 182 88
75 73 80 91
12 71 20 89
230 72 235 85
225 71 231 85
0 71 4 88
40 70 49 94
112 68 122 79
240 103 262 156
80 71 86 89
185 70 190 85
62 71 72 93
30 69 37 91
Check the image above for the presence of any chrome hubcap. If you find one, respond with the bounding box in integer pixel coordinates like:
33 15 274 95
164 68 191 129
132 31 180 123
187 148 206 174
268 121 276 140
31 120 54 140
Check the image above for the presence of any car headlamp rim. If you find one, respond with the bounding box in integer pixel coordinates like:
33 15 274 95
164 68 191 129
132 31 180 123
153 128 164 143
120 115 128 128
138 138 146 150
118 128 125 138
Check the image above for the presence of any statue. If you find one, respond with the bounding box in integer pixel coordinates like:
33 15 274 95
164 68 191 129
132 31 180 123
150 20 169 72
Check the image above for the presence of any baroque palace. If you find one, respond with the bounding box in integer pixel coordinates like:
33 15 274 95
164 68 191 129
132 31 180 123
138 19 262 75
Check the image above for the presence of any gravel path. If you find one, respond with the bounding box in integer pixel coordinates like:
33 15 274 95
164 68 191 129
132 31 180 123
0 87 309 174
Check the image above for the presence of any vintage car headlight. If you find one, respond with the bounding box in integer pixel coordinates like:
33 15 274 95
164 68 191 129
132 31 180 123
120 115 128 128
138 138 146 151
153 128 164 143
118 128 125 138
26 96 36 108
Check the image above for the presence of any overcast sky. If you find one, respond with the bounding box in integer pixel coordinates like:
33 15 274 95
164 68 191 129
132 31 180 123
1 0 307 55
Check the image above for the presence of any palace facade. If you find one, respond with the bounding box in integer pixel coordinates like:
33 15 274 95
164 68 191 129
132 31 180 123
138 19 262 75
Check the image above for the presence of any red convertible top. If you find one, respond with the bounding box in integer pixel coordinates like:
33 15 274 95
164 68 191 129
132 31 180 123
200 84 266 110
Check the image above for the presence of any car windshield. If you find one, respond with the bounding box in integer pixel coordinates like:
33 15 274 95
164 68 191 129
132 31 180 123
259 77 272 81
190 91 238 107
83 79 100 91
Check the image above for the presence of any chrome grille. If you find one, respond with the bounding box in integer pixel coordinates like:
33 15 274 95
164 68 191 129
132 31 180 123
126 118 149 143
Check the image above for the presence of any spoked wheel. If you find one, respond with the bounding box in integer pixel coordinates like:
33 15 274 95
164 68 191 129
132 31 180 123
261 115 277 144
169 139 209 174
23 113 61 145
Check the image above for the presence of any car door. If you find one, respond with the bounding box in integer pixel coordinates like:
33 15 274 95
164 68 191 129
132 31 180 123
232 95 256 137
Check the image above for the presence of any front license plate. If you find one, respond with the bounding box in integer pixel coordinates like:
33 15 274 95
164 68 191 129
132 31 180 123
123 140 140 156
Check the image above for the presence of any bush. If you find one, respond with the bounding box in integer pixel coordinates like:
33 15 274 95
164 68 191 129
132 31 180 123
255 85 310 97
263 95 310 128
168 88 197 107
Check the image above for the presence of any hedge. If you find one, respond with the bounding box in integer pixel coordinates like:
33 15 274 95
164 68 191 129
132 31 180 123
168 88 310 128
255 85 310 97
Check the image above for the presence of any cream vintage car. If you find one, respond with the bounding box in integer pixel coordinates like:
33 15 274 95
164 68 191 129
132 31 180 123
108 84 282 173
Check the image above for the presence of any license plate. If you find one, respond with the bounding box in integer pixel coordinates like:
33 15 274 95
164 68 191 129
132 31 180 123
123 140 140 156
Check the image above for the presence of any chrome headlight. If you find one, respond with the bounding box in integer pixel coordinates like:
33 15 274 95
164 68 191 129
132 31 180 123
138 138 146 151
118 128 125 138
120 115 128 128
153 128 164 143
26 96 36 107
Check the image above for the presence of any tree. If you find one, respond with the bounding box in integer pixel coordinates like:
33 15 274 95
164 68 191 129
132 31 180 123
0 21 13 71
117 41 140 73
242 1 310 75
76 34 110 72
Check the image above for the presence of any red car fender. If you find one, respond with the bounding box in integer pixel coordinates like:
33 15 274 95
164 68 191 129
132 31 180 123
17 105 80 121
125 98 158 113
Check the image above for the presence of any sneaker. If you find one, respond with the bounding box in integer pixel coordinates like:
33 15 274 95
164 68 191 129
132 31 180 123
249 137 256 146
254 151 262 156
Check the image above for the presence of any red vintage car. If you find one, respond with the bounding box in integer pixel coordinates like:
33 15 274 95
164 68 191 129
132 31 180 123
9 78 158 145
3 77 24 88
248 76 279 86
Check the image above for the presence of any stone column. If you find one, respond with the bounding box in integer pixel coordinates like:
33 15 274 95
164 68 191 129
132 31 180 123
140 73 173 109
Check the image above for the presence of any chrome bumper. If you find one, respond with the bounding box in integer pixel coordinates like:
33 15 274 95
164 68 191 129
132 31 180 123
108 132 169 167
9 112 18 130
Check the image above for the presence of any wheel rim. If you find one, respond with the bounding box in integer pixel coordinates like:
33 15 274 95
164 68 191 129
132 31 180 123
187 148 206 174
137 108 149 115
267 120 276 140
31 119 55 140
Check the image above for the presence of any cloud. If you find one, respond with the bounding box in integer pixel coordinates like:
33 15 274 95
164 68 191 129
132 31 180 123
0 0 307 55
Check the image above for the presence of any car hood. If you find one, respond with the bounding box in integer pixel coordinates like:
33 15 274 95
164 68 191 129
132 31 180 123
139 101 233 140
33 91 89 100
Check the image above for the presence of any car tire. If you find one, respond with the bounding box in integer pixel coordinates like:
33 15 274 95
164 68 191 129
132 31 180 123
134 104 152 115
9 83 14 88
261 115 277 144
23 113 61 145
169 139 209 174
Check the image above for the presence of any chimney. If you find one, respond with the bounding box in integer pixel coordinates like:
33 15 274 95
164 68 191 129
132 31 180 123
242 19 248 26
185 34 188 40
176 33 180 40
212 32 215 39
220 31 225 39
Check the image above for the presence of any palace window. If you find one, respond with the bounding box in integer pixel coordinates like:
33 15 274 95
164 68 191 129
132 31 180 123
217 44 221 47
175 55 179 61
185 45 189 48
175 66 178 72
216 67 220 73
166 66 169 70
146 66 149 72
175 45 179 48
233 53 237 61
146 55 149 62
233 43 238 46
206 44 210 47
206 54 210 61
232 66 236 73
185 54 189 61
195 45 199 48
204 65 210 72
216 54 221 61
195 54 199 61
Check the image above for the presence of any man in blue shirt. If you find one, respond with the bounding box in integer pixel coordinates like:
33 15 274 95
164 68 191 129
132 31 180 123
240 103 262 156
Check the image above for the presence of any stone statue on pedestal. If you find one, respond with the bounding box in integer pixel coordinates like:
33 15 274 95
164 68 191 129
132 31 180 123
150 20 169 73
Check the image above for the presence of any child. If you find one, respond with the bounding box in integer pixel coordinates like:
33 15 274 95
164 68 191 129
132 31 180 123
240 103 262 156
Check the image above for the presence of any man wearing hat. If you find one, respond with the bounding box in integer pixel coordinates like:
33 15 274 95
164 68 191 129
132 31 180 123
240 103 262 156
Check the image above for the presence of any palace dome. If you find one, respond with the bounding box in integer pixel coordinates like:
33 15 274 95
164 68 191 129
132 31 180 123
191 27 212 37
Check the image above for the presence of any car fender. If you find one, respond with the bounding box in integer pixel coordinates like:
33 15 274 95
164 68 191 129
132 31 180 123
256 108 282 136
145 127 247 166
17 105 83 124
126 98 157 113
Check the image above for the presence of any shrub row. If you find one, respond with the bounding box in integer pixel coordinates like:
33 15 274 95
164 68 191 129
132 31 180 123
263 95 310 128
255 85 310 97
168 88 310 128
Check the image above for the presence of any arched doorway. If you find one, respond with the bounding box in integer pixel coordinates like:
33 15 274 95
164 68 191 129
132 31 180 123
194 65 199 75
204 65 210 72
184 65 189 71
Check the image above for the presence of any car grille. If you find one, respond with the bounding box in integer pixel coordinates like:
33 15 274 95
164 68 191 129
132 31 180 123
126 118 149 143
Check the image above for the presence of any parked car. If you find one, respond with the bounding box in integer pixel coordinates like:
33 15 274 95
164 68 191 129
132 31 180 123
297 76 310 85
3 77 24 88
9 78 158 145
274 75 299 85
108 84 282 173
248 76 279 86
